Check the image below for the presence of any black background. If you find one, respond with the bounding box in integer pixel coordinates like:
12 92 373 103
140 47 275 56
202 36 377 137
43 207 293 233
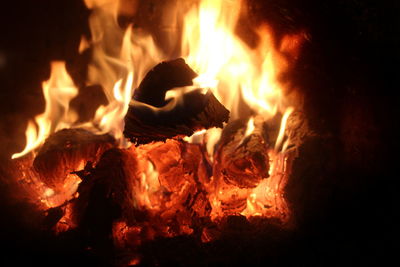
0 0 398 266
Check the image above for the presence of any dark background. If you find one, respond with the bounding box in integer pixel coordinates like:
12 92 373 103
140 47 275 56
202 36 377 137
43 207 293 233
0 0 398 266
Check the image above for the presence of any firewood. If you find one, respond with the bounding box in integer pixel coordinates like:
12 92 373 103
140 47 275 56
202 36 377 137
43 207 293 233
181 142 212 186
142 139 212 192
124 58 230 144
33 128 115 188
136 140 211 236
213 118 270 189
73 148 138 247
42 206 64 230
145 139 192 192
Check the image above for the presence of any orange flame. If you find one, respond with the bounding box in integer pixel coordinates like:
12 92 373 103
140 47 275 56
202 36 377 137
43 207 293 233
182 0 291 120
12 61 78 159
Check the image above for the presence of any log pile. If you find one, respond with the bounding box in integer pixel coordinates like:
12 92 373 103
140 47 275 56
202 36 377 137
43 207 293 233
10 58 305 266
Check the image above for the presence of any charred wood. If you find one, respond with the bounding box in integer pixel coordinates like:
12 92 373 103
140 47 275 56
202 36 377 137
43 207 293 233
213 118 270 189
33 128 115 188
73 148 138 256
133 58 197 107
124 58 229 144
182 142 212 187
145 139 192 192
137 140 212 236
42 206 65 231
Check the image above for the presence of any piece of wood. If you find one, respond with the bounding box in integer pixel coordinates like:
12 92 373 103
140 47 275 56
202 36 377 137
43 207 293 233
213 118 270 189
131 140 211 237
145 139 192 192
33 128 115 188
137 140 211 217
125 90 229 144
124 59 230 144
133 58 198 107
73 148 138 251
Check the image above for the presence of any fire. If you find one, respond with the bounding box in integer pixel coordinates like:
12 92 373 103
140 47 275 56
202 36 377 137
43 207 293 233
275 107 295 151
11 0 305 252
243 117 256 139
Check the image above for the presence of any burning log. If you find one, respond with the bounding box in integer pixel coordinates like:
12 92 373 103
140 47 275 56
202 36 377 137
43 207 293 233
145 139 192 192
124 58 230 144
138 140 211 216
217 184 250 214
33 128 115 189
143 140 211 193
182 142 212 187
73 148 138 254
134 140 211 237
213 118 270 189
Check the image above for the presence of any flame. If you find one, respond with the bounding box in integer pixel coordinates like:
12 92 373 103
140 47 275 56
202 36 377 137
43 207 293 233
12 61 78 159
136 155 161 211
182 0 293 120
82 0 301 146
183 129 207 143
91 70 133 144
82 2 164 145
204 127 223 161
275 107 295 152
14 0 301 157
244 117 256 137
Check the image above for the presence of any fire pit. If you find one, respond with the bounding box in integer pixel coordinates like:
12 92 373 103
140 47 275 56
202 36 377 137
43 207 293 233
0 0 396 266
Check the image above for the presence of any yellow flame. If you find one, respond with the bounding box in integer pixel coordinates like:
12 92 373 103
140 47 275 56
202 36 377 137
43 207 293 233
204 127 223 161
183 129 207 143
84 4 164 144
92 70 133 145
182 0 289 120
275 107 294 151
12 61 78 159
134 146 161 211
244 117 255 138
